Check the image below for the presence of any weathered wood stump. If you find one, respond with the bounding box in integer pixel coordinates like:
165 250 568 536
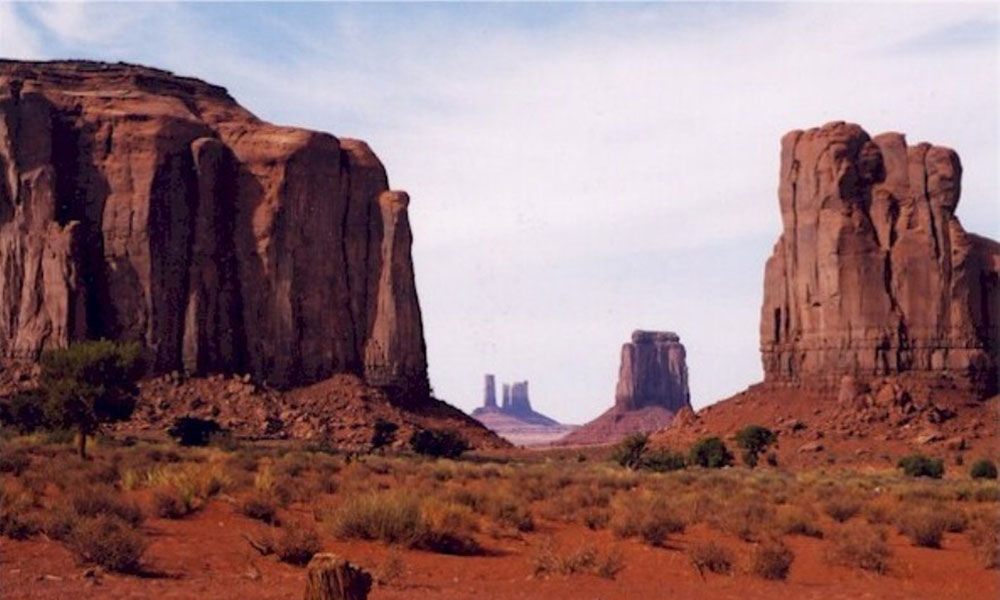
303 553 373 600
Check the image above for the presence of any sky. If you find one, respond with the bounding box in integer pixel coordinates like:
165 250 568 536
1 2 997 425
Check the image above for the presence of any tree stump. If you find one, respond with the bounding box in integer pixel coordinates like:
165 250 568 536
303 553 373 600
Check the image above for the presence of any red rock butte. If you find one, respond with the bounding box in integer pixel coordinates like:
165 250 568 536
0 60 428 402
761 121 999 396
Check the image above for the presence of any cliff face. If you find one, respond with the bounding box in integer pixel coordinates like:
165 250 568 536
0 60 428 398
761 122 999 393
615 330 690 412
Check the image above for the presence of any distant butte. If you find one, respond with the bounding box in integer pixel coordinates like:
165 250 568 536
557 330 692 445
471 375 576 446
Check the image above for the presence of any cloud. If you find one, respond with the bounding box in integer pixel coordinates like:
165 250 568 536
6 3 998 423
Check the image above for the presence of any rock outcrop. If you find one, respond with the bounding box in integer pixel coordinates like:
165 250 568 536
615 330 690 412
761 122 999 394
0 60 429 399
472 374 574 446
558 330 692 445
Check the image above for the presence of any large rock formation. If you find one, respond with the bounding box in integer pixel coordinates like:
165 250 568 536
0 60 428 399
558 330 692 445
615 330 690 411
761 121 999 394
471 374 574 446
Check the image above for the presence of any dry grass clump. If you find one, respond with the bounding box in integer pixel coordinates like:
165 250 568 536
711 498 774 542
826 523 892 574
750 539 794 580
821 495 864 523
862 495 897 525
968 520 1000 569
240 493 280 525
775 504 823 538
273 521 323 566
152 489 194 519
533 540 624 580
0 480 41 540
70 486 144 527
687 540 734 575
66 514 147 573
610 493 687 547
895 506 949 548
330 491 482 555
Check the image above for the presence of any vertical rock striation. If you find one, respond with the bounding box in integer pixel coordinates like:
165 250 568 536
760 122 999 394
0 60 429 399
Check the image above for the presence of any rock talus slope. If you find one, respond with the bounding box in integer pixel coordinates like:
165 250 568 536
0 60 428 399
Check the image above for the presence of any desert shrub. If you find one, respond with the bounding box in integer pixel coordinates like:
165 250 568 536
712 499 774 542
969 520 1000 569
167 416 223 447
689 437 734 469
775 504 823 538
643 449 687 472
67 515 147 573
489 496 535 532
37 341 145 458
152 489 194 519
735 425 777 468
582 508 611 530
610 493 686 546
822 495 864 523
409 428 468 459
827 524 892 574
896 507 947 548
863 496 897 525
750 539 794 580
0 390 50 433
898 454 944 479
42 507 79 541
240 493 279 524
533 540 624 579
71 486 144 527
971 459 998 480
0 450 30 476
274 521 323 566
687 540 734 575
610 433 648 470
973 485 1000 502
0 512 41 539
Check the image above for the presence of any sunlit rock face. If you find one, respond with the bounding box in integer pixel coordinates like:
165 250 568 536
760 121 999 394
0 60 429 399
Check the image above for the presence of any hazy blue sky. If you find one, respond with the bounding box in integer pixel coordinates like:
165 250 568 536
2 3 997 424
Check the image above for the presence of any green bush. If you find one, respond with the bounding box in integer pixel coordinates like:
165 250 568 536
735 425 777 468
642 449 687 472
409 428 468 459
0 390 49 433
897 454 944 479
689 437 734 469
371 418 399 452
970 459 998 480
167 416 223 447
610 433 648 470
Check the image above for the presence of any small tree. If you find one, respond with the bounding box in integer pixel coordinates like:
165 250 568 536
735 425 777 468
611 433 649 470
643 448 687 472
689 437 734 469
39 341 145 458
371 418 399 453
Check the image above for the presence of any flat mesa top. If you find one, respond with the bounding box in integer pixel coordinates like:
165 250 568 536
631 330 680 343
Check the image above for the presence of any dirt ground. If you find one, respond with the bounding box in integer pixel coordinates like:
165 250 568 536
3 482 998 600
